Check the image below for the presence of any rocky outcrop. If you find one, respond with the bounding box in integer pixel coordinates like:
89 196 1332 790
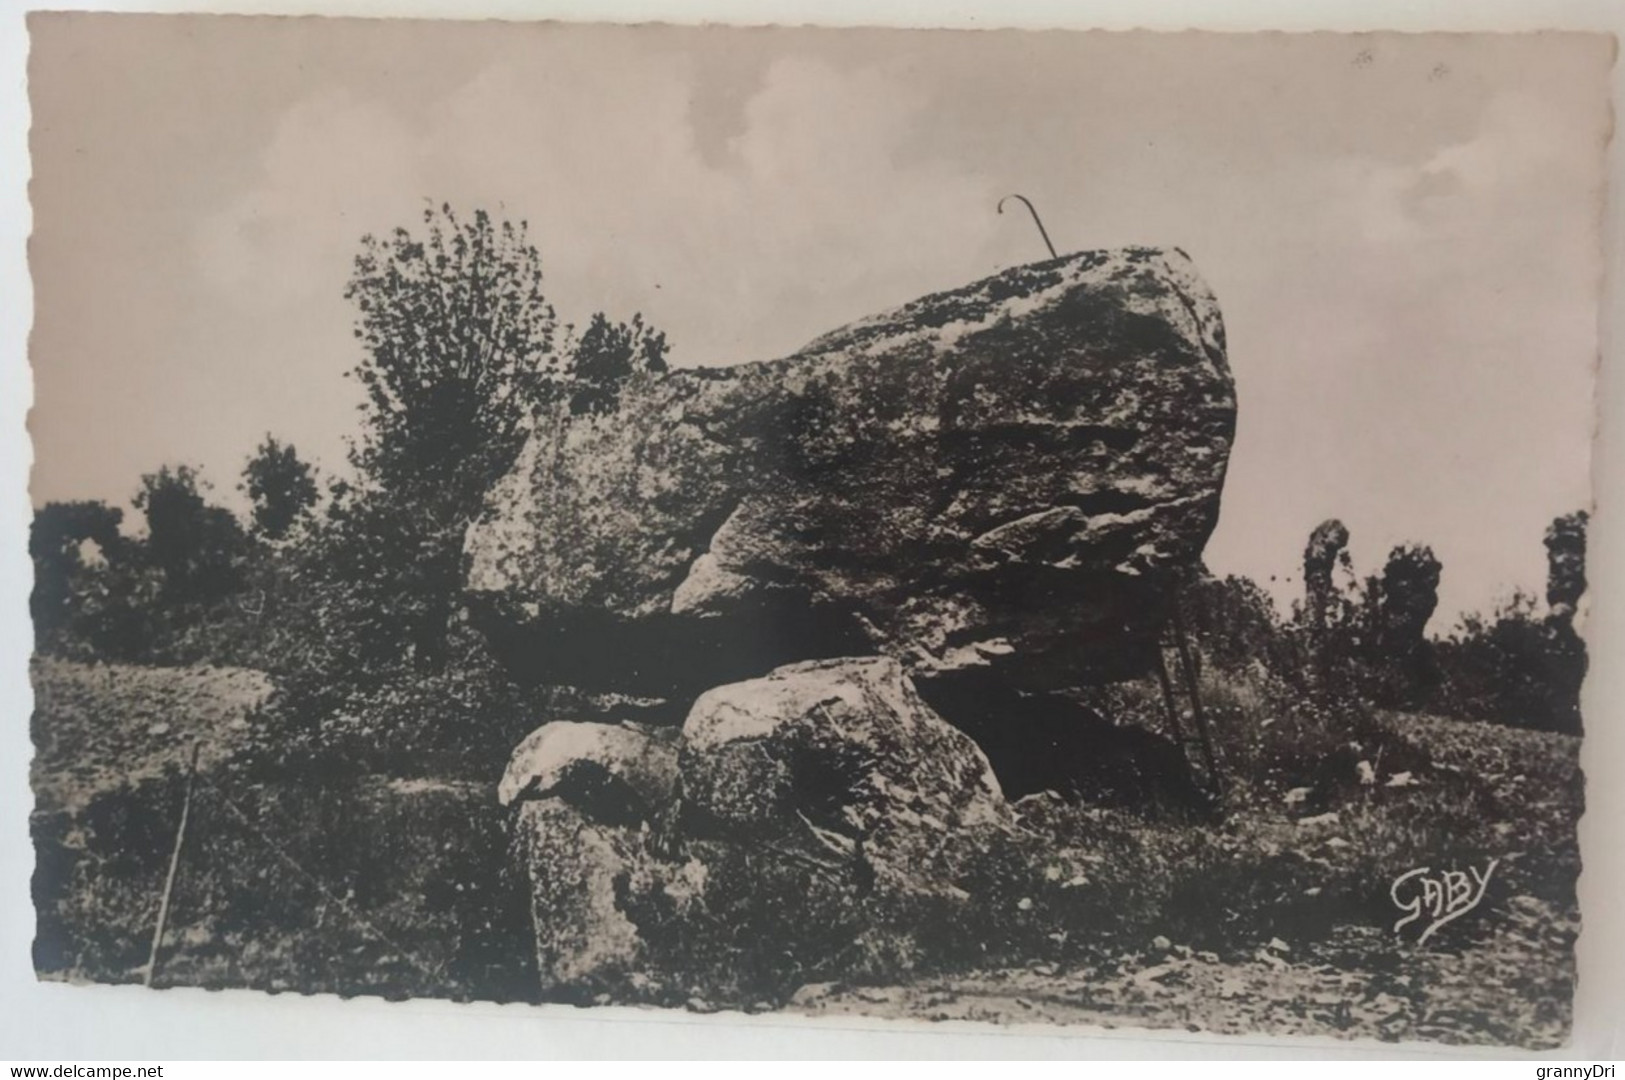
465 248 1235 703
506 658 1015 1003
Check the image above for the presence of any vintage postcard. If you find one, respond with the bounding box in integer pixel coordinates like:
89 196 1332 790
25 15 1611 1049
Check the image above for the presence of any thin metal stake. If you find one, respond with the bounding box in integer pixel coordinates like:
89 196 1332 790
144 739 201 988
1169 605 1223 798
1152 645 1187 743
997 194 1059 259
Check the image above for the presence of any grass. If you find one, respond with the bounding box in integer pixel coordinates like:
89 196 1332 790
29 657 272 816
29 658 537 1001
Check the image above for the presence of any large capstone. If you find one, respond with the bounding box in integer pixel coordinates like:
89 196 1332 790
465 247 1235 703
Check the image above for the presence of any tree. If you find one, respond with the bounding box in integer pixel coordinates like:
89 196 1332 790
566 311 670 416
134 465 245 606
1185 568 1300 680
1353 543 1442 708
1430 513 1588 734
344 203 562 515
1299 519 1353 634
1296 519 1396 708
1436 589 1585 735
1538 509 1589 732
336 205 566 670
30 500 130 650
334 204 680 674
30 500 125 574
242 435 319 540
1544 509 1589 621
1368 543 1442 658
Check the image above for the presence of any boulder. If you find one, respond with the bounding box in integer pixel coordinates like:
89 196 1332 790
502 722 679 996
498 720 679 823
465 247 1235 702
510 799 652 998
678 656 1011 887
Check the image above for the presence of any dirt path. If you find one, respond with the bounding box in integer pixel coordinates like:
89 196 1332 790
789 889 1576 1047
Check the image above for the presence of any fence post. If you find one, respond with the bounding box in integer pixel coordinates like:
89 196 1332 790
144 739 201 988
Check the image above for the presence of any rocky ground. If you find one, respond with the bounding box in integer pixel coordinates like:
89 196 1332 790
790 887 1576 1048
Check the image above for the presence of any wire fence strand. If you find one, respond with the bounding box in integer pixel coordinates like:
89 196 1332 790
179 763 452 987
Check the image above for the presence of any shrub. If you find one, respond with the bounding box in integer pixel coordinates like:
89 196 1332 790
1433 594 1586 735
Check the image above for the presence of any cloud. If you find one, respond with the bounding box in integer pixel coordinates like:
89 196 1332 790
193 89 427 312
1352 91 1600 254
1201 87 1605 628
194 50 1000 369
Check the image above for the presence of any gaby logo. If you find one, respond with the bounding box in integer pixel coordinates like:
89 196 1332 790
1390 859 1499 945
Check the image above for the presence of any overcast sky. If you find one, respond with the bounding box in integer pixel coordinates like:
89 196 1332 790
27 17 1612 626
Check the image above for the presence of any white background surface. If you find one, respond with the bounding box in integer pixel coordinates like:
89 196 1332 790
2 0 1623 1060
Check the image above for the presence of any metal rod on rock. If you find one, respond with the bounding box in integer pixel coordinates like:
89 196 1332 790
144 739 201 988
997 194 1059 259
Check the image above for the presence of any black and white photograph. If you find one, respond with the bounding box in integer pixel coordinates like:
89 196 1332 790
19 14 1613 1051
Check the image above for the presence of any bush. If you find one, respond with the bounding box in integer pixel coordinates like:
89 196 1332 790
1433 594 1586 735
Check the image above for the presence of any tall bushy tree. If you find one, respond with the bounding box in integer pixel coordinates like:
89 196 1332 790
260 204 678 742
319 205 565 672
1355 543 1442 707
1293 518 1363 705
1367 543 1442 657
1540 510 1590 731
242 436 319 540
345 204 562 516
